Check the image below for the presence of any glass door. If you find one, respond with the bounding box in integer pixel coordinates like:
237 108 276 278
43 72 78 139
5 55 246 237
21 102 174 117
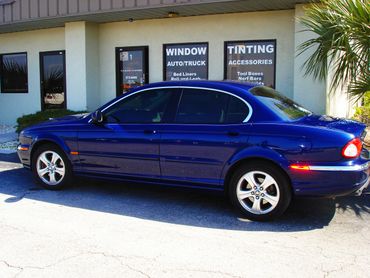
116 46 149 97
40 51 66 110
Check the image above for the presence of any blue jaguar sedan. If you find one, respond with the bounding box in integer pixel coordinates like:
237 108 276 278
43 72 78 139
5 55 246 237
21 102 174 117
17 81 369 221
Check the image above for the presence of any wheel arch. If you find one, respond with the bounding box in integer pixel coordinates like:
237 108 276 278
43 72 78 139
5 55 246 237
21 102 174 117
223 150 293 194
30 137 71 168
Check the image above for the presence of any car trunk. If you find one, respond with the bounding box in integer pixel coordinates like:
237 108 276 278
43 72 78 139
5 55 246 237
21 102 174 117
300 115 367 139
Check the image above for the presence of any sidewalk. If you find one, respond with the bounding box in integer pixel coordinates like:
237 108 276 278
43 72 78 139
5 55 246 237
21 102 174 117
0 124 18 154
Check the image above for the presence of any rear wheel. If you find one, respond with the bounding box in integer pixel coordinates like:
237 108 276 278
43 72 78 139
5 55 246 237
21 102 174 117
31 144 72 190
228 162 291 221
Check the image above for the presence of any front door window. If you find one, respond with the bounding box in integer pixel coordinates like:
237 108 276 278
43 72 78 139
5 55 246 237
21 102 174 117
104 89 176 124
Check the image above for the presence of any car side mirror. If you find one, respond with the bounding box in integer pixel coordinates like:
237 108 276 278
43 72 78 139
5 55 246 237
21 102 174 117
91 110 104 124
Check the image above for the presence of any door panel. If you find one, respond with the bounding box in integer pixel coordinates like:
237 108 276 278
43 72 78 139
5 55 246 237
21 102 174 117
77 88 179 179
159 88 251 187
78 123 161 178
40 51 66 110
160 124 248 186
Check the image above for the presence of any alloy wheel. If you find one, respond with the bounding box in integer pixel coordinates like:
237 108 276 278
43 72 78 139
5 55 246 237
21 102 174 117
36 151 65 186
236 171 280 215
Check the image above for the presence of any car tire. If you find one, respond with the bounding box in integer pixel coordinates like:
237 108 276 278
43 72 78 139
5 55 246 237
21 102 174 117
228 162 291 221
31 144 72 190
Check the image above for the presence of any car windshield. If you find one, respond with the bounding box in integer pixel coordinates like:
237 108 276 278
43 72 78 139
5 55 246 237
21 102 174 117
250 86 312 120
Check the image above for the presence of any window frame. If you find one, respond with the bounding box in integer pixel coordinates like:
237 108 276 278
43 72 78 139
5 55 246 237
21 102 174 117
99 86 253 125
0 51 29 94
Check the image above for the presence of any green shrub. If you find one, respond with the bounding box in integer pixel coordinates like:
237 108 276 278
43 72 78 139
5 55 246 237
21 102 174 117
353 92 370 125
16 109 87 133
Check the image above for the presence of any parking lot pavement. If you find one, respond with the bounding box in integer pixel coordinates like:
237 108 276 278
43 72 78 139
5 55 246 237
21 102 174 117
0 154 369 278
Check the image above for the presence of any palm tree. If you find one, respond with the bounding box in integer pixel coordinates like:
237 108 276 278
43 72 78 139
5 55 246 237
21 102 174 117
298 0 369 99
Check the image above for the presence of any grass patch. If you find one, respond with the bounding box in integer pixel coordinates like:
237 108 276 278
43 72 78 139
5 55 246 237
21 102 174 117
16 109 87 133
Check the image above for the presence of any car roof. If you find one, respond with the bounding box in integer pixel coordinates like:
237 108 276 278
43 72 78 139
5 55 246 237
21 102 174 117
133 80 257 93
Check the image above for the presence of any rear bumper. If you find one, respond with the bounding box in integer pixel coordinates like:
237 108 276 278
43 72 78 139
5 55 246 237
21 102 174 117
290 161 370 197
354 175 369 196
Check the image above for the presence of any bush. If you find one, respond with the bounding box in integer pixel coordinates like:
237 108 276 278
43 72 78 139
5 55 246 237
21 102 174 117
16 109 87 133
353 92 370 125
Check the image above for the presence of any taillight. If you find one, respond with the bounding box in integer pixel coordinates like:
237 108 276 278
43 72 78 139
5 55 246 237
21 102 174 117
341 138 362 158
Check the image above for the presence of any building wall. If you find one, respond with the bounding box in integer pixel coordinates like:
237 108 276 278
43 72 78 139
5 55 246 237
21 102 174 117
99 10 296 104
0 27 65 125
0 7 340 126
293 4 326 115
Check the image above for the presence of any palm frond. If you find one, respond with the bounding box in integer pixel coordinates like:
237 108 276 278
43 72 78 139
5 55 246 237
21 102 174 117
297 0 370 99
349 73 370 101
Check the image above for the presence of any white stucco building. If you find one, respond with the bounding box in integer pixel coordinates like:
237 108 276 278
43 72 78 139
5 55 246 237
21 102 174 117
0 0 352 125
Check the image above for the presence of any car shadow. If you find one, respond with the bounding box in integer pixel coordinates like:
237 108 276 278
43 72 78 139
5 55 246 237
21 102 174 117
0 158 368 232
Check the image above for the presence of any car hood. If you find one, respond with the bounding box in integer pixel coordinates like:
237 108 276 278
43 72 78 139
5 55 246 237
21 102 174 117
29 113 89 129
299 114 367 138
50 113 89 122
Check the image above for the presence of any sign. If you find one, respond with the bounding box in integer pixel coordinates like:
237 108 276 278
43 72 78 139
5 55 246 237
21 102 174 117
116 46 148 96
224 40 276 87
163 42 208 81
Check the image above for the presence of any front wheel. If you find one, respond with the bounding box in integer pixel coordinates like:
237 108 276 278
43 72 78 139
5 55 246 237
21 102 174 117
228 163 292 221
31 144 72 190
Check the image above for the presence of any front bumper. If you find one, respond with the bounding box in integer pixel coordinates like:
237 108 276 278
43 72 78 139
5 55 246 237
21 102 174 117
290 161 370 197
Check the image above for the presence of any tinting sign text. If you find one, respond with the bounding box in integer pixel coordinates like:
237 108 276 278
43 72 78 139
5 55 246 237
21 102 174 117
224 40 276 88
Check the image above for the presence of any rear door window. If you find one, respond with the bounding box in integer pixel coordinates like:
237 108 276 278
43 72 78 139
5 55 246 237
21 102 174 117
175 88 249 124
225 95 250 123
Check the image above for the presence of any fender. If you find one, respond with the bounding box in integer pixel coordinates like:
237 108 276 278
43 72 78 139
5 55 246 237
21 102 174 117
220 146 291 181
30 131 79 164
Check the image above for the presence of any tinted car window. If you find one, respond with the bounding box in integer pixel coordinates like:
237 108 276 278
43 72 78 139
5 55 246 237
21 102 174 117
176 89 230 124
104 89 172 123
225 96 249 123
250 86 311 120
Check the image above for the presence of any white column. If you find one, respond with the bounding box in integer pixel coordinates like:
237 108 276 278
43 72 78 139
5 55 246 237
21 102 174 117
85 22 100 111
65 21 99 112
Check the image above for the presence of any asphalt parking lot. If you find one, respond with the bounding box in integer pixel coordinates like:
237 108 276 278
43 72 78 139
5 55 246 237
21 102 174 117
0 153 369 278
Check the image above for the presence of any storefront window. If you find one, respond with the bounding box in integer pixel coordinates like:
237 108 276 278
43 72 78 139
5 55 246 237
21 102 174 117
0 53 28 93
163 42 208 81
224 40 276 88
